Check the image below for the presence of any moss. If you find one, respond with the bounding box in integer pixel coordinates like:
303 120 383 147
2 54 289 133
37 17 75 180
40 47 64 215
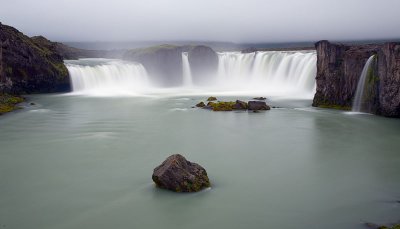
318 104 351 111
208 101 236 111
378 224 400 229
0 94 24 115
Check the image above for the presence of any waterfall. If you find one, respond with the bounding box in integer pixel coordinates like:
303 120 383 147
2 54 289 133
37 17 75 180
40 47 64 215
65 50 317 97
216 51 317 96
182 52 193 87
352 55 375 112
65 59 149 96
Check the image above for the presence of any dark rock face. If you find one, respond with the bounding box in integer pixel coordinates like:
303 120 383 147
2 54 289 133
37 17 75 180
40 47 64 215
0 23 70 94
313 40 400 117
312 40 380 111
152 154 210 192
248 101 270 110
188 46 218 85
378 43 400 117
253 97 266 100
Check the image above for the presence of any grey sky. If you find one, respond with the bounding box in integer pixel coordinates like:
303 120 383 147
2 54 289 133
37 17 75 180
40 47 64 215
1 0 399 43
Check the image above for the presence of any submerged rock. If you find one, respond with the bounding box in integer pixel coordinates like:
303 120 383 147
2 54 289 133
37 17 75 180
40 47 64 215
196 101 206 107
207 96 217 101
152 154 210 192
248 101 271 111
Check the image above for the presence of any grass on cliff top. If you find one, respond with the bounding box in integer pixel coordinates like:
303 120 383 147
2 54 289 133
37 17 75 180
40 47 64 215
0 94 24 115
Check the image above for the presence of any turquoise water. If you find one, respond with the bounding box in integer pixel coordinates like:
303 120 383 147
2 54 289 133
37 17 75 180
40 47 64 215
0 94 399 229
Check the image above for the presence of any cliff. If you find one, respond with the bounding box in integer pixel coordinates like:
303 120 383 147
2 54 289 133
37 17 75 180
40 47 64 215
123 44 218 87
312 40 400 117
0 23 70 94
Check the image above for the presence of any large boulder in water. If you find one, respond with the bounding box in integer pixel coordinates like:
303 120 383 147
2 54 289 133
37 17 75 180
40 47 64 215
248 101 270 110
188 46 218 85
152 154 211 192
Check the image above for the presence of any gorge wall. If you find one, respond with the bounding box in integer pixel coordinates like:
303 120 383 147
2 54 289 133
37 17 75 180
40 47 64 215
312 40 400 117
0 22 71 94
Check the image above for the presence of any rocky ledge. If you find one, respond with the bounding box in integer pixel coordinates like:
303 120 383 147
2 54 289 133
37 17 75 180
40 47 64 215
0 93 24 115
152 154 210 192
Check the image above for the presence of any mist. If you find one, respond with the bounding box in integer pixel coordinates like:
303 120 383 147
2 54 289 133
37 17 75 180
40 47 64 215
1 0 400 43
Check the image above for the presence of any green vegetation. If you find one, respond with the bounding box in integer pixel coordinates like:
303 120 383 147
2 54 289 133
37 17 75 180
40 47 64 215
207 96 217 101
318 104 351 111
0 94 24 115
207 101 236 111
378 224 400 229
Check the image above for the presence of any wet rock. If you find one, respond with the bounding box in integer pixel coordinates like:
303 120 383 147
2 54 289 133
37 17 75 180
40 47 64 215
207 96 217 101
30 102 36 105
253 97 266 100
196 101 205 107
232 100 248 110
248 101 271 111
152 154 210 192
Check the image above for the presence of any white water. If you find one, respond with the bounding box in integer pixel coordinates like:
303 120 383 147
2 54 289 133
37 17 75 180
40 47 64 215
65 51 317 98
65 59 149 96
352 55 375 112
182 52 193 87
216 51 317 97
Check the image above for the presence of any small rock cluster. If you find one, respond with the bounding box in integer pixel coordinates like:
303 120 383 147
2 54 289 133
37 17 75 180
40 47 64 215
195 97 271 112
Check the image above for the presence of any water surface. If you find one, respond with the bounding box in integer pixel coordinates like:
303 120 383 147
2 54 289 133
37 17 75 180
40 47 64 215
0 95 399 229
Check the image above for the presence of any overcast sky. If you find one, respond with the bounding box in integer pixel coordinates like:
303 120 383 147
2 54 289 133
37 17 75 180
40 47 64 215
1 0 399 43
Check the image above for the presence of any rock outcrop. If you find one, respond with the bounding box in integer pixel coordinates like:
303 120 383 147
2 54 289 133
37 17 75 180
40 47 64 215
152 154 210 192
123 45 218 87
312 40 400 117
248 101 270 110
188 45 218 85
0 23 70 94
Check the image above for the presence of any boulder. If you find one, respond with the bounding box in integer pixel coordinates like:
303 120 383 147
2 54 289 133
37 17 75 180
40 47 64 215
152 154 210 192
207 96 217 101
232 100 248 110
253 97 266 100
248 101 270 110
196 101 205 107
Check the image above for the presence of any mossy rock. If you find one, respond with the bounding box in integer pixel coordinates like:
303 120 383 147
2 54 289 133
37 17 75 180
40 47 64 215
207 96 217 101
196 101 206 107
0 94 24 115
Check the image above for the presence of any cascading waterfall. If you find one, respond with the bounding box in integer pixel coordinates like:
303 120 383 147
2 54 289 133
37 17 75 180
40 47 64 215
182 52 193 87
65 59 149 96
65 51 317 97
216 51 317 96
352 55 375 112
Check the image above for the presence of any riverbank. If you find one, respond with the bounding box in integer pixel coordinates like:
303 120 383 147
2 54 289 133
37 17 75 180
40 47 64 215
0 94 24 115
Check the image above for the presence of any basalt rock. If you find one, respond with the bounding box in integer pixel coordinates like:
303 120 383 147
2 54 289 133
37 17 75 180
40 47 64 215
253 97 267 100
207 96 217 101
196 101 205 107
312 40 400 117
232 100 248 110
0 23 70 94
248 101 270 110
152 154 210 192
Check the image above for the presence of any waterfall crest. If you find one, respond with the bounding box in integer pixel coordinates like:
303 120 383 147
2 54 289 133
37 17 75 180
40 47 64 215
65 59 149 96
352 55 375 112
215 51 317 96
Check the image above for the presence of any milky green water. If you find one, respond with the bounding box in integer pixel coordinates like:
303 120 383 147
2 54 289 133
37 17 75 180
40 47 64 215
0 94 399 229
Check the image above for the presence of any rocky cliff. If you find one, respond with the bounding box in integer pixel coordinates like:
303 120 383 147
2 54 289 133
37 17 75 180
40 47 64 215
123 44 218 87
0 23 70 94
312 40 400 117
188 45 218 85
